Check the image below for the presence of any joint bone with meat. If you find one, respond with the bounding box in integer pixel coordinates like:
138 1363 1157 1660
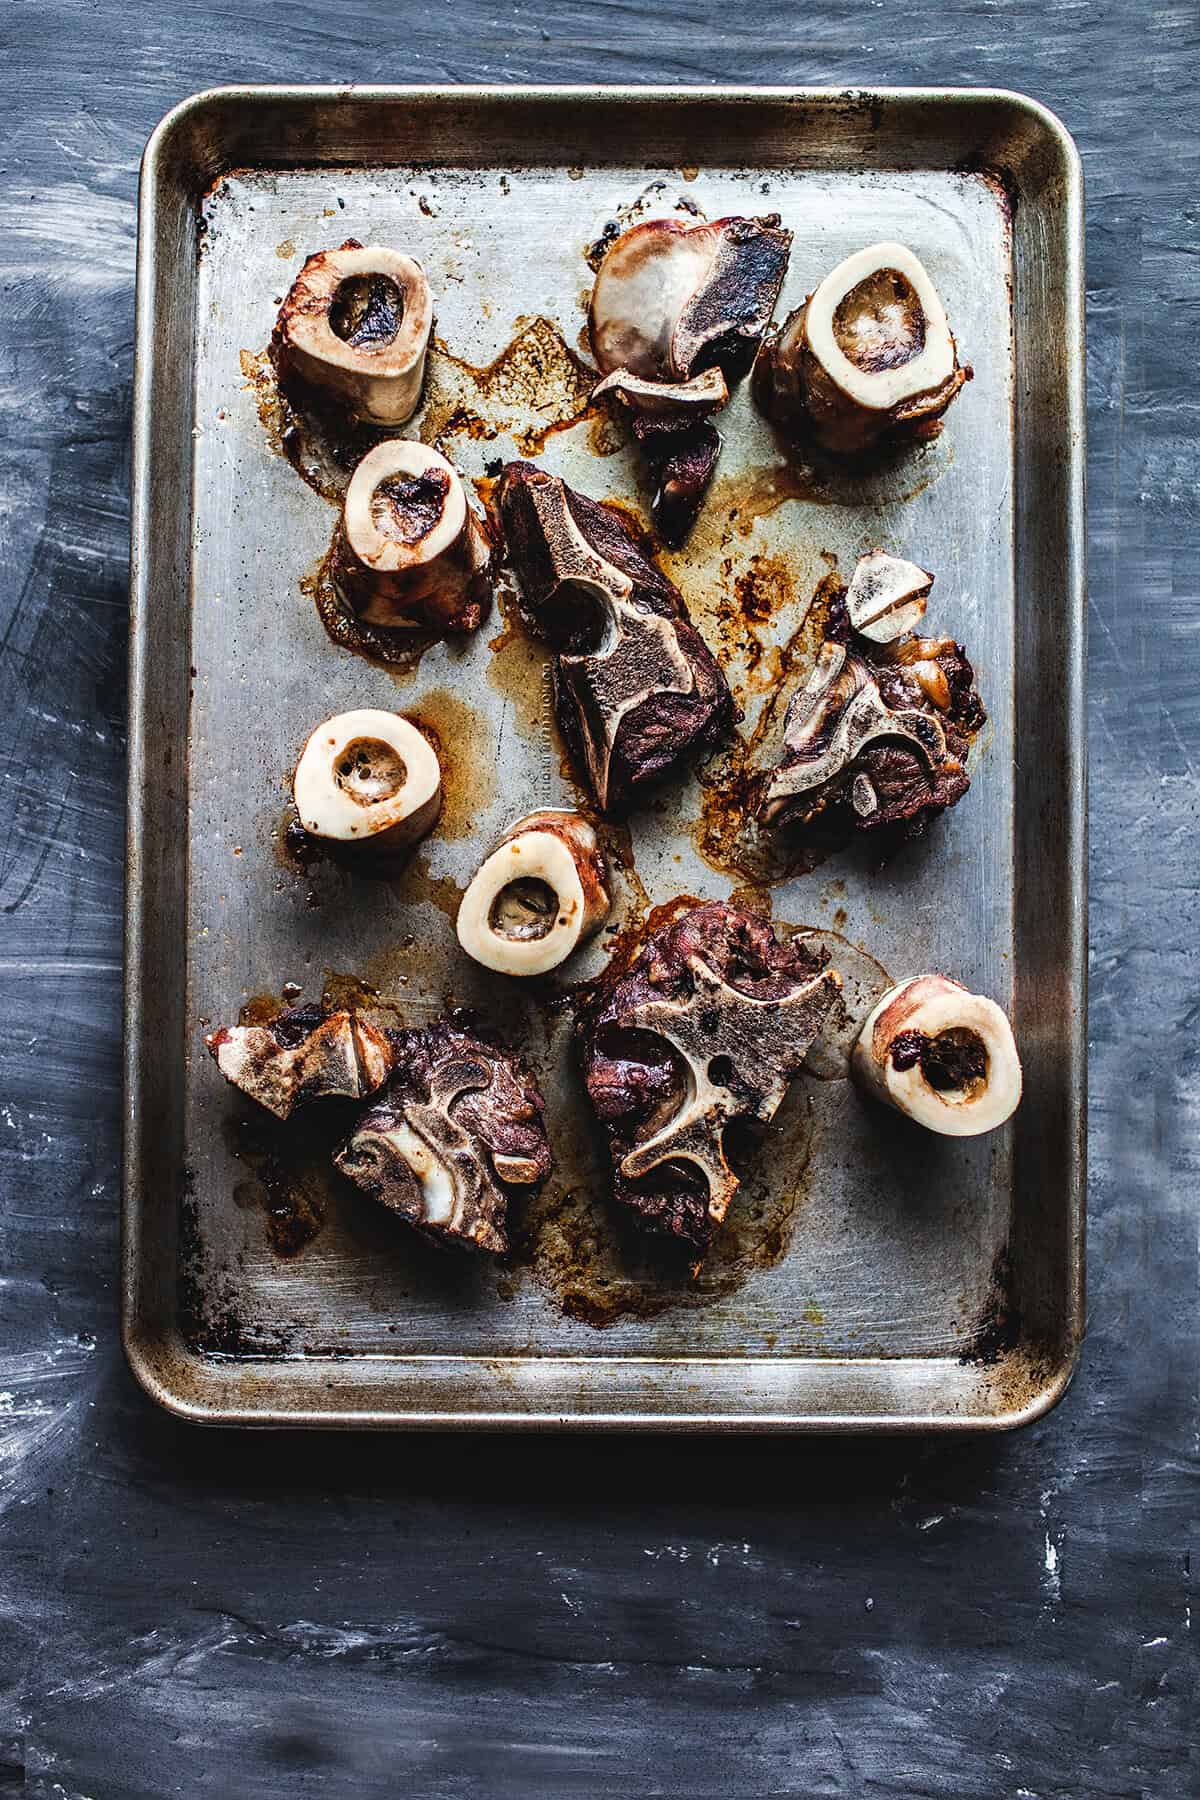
579 901 843 1257
761 553 985 848
498 460 737 812
334 1021 552 1254
588 185 792 542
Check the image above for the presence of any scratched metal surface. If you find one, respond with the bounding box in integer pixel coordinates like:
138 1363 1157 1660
1 0 1194 1794
126 88 1080 1427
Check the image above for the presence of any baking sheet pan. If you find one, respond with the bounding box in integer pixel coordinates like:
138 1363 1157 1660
123 86 1085 1429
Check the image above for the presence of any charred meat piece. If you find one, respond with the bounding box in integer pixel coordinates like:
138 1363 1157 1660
206 1004 395 1121
334 440 493 635
853 974 1022 1137
760 561 986 847
334 1021 551 1254
498 461 737 813
272 239 433 426
580 902 842 1255
589 189 792 542
756 241 968 455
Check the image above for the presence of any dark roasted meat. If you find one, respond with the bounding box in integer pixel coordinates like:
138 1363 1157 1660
579 902 842 1255
589 193 792 541
498 461 737 812
205 1004 395 1120
761 584 986 848
334 1021 551 1254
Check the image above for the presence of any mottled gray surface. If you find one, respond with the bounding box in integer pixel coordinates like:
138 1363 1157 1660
0 2 1195 1796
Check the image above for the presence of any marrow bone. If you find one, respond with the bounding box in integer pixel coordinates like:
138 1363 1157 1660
293 708 442 855
338 440 493 635
457 811 611 976
273 240 433 425
757 241 967 454
851 974 1022 1136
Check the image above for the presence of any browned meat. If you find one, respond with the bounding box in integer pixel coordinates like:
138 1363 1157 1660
761 591 986 849
579 902 842 1255
498 461 737 813
334 1020 551 1254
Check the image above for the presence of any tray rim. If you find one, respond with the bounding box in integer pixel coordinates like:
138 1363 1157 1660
123 82 1086 1432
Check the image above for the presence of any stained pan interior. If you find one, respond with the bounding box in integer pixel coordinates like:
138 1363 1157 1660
124 87 1085 1429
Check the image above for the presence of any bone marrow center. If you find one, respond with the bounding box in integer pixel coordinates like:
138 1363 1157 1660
489 876 560 941
833 268 926 374
891 1025 989 1097
332 736 409 807
370 469 452 547
328 272 405 349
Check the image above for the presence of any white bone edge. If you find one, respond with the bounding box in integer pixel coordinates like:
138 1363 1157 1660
844 550 934 642
282 245 432 423
805 242 955 413
456 828 593 976
591 365 729 414
342 440 467 575
851 975 1023 1137
382 1120 457 1224
292 708 442 844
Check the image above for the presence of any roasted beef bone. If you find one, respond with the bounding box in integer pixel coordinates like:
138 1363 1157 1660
334 1022 551 1254
206 1005 395 1121
498 461 736 812
589 201 792 540
761 590 985 846
580 902 842 1254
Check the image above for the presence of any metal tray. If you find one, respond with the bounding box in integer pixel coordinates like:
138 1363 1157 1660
124 85 1085 1430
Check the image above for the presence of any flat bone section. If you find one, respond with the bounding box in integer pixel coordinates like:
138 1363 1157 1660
334 1021 552 1254
456 810 611 976
844 549 933 642
589 189 792 543
851 974 1022 1136
205 1004 395 1121
761 584 985 847
756 241 967 454
498 461 737 812
580 901 842 1256
273 239 433 424
337 440 493 634
292 708 442 856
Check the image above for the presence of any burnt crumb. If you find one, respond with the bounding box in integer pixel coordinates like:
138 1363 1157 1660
585 218 622 273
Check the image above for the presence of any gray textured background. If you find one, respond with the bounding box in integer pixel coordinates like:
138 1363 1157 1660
0 2 1195 1795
